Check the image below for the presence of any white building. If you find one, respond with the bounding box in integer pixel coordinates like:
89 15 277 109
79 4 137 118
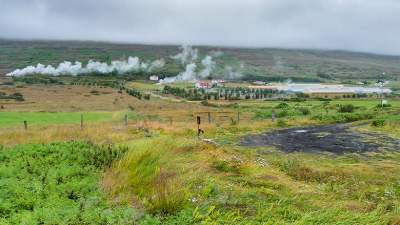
149 75 159 81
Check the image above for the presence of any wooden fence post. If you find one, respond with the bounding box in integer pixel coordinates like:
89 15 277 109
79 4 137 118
124 114 128 126
80 114 83 129
237 111 240 123
271 110 276 122
23 120 28 130
208 112 211 123
197 116 204 138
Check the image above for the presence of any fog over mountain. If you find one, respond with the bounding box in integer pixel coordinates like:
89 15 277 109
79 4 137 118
1 0 399 55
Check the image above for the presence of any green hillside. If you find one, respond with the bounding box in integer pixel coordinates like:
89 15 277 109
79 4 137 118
1 39 399 83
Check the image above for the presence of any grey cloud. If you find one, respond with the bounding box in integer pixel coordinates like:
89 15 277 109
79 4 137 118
0 0 399 55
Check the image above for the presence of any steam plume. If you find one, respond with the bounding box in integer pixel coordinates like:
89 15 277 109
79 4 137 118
160 45 224 83
171 45 198 64
224 66 243 80
199 56 216 78
6 57 165 77
159 63 197 84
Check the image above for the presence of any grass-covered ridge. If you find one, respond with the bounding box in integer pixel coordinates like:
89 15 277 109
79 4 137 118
0 141 135 224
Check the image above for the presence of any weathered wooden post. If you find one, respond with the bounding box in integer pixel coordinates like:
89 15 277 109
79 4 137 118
271 110 276 122
23 120 28 130
237 111 240 124
169 117 173 125
80 114 83 129
197 116 204 138
124 114 128 126
208 112 211 123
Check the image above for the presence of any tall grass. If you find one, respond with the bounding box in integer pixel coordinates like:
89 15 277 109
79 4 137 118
105 138 191 215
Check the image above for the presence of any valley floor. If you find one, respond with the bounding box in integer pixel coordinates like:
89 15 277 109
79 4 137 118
1 84 400 224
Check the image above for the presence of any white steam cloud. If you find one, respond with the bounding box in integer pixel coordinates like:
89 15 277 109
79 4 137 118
199 56 216 78
224 66 243 80
6 57 165 77
160 45 219 83
171 45 198 64
159 63 197 84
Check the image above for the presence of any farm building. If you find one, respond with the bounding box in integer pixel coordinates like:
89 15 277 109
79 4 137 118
149 75 159 81
195 81 210 89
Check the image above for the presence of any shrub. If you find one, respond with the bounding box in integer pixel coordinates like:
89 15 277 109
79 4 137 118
0 92 24 101
297 107 311 115
276 102 289 109
338 104 356 113
277 119 287 127
312 113 374 123
254 111 272 120
144 94 151 100
277 109 288 118
371 119 386 127
376 103 391 108
285 97 306 102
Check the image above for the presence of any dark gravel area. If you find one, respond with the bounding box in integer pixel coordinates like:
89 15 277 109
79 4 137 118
240 124 400 154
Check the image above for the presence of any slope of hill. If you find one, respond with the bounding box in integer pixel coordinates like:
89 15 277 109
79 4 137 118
1 39 399 82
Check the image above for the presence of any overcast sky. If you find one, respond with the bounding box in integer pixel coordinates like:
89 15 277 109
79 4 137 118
0 0 399 55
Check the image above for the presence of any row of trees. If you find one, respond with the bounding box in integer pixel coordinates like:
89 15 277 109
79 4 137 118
162 86 285 100
0 92 24 101
125 88 150 100
163 85 386 101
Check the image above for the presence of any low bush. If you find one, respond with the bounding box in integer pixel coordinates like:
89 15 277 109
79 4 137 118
277 108 304 118
371 119 386 127
312 113 374 123
338 104 356 113
0 92 24 101
254 110 272 120
276 102 289 109
376 103 391 108
297 107 311 115
277 119 287 127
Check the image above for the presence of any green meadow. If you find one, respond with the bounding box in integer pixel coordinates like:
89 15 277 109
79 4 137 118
0 111 150 128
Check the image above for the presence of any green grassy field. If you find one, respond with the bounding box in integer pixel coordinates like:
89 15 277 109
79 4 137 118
0 94 399 224
0 111 148 128
0 112 115 127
